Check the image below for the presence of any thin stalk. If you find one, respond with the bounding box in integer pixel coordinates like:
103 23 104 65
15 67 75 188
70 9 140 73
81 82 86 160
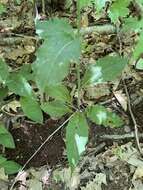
42 0 45 15
76 0 81 109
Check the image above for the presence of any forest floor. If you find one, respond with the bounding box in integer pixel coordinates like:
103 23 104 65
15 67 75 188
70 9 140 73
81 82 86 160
1 1 143 190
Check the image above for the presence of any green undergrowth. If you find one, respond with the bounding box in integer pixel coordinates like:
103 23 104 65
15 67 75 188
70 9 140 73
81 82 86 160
0 0 143 174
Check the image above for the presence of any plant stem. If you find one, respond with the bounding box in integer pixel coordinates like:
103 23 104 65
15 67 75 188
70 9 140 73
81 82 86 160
42 0 45 15
77 1 81 34
76 0 81 109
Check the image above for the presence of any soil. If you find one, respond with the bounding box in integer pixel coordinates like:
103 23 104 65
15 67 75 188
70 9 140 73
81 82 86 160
6 118 65 167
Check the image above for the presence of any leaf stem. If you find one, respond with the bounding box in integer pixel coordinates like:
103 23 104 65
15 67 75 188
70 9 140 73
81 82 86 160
42 0 45 15
76 0 81 109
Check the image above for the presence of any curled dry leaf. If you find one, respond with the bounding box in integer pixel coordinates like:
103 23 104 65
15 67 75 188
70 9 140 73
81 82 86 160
114 90 127 111
17 171 28 190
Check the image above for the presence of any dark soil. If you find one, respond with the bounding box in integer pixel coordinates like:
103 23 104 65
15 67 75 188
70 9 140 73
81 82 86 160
6 118 65 167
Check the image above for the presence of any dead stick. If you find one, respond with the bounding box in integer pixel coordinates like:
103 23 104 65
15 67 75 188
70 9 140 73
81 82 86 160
98 132 143 140
79 24 116 35
123 80 143 156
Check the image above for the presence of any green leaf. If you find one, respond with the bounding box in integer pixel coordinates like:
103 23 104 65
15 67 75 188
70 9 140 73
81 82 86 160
82 55 127 87
0 124 15 148
122 17 143 32
41 100 72 118
20 96 43 124
45 84 71 103
79 0 92 9
0 4 6 15
133 32 143 60
0 59 9 83
0 87 8 101
136 59 143 70
6 73 33 97
0 134 15 149
94 0 109 12
33 18 81 90
87 105 123 128
66 112 88 169
79 0 109 11
108 0 131 23
0 156 7 165
19 64 33 81
15 0 21 5
1 161 21 175
138 0 143 4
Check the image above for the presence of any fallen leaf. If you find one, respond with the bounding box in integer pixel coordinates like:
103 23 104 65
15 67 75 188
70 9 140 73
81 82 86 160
114 90 127 111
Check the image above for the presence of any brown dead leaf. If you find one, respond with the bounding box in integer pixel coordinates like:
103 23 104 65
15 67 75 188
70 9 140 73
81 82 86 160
114 90 127 111
3 100 21 113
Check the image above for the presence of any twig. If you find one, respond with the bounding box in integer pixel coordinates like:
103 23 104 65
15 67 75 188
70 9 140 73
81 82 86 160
88 142 106 156
0 34 38 46
98 132 143 140
9 113 75 190
123 80 143 156
78 24 116 35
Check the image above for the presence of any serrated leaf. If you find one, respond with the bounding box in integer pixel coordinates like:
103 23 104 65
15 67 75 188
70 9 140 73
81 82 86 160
108 0 131 23
94 0 109 12
82 55 127 87
6 73 33 97
87 105 123 128
20 97 43 124
36 19 73 39
0 124 15 148
41 100 72 118
66 112 88 169
0 59 9 83
33 18 81 90
1 161 21 175
122 17 143 32
45 84 71 103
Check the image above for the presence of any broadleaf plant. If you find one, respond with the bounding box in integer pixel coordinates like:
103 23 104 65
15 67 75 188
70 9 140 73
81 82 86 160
0 124 21 174
2 0 143 172
33 18 81 91
82 55 127 87
108 0 131 23
66 112 88 169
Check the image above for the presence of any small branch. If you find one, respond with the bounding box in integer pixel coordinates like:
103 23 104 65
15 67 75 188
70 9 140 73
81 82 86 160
42 0 45 15
123 80 143 156
0 34 38 46
98 132 143 140
76 0 81 109
78 24 116 35
88 142 106 156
